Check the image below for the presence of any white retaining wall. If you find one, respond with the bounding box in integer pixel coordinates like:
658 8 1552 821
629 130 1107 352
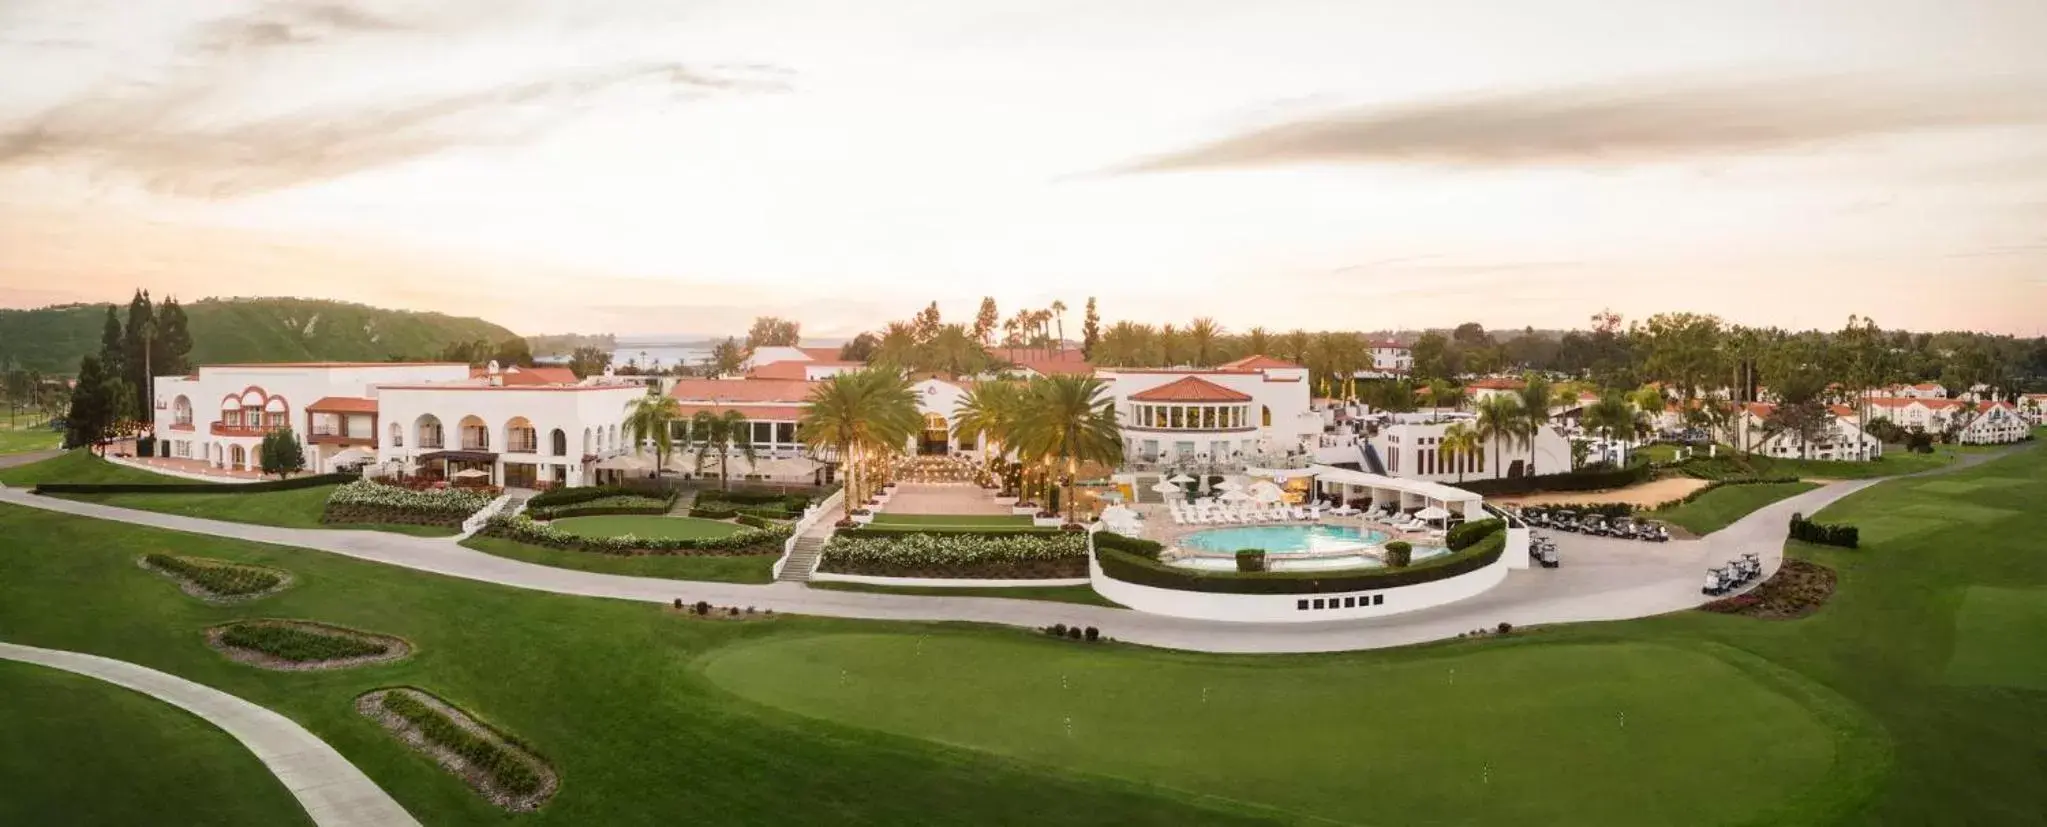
809 571 1091 588
1087 551 1511 623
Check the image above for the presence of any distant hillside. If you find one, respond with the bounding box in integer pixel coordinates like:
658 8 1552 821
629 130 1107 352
0 297 518 374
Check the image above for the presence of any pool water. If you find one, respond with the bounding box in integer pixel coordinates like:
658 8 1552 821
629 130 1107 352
1180 525 1390 555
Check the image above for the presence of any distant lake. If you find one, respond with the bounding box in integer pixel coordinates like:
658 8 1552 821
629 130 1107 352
611 344 711 371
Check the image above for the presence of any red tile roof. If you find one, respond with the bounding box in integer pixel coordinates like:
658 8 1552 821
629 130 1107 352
1220 354 1304 370
1912 383 1943 392
1129 376 1253 403
746 361 811 380
306 396 378 414
1744 402 1776 418
799 346 847 362
208 361 465 369
1829 404 1857 418
668 378 816 404
1978 400 2015 412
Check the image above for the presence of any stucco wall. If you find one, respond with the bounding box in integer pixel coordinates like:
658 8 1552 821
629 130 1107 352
1087 551 1511 623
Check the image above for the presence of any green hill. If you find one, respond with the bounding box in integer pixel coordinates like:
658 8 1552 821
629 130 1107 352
0 297 518 374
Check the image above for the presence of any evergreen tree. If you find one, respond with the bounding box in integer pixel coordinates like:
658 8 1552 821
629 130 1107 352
98 304 126 382
63 355 116 450
259 427 307 479
1081 297 1100 359
153 296 194 377
123 289 156 420
972 298 1000 345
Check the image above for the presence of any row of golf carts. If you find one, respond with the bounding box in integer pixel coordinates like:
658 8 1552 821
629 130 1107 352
1704 553 1764 595
1516 506 1671 542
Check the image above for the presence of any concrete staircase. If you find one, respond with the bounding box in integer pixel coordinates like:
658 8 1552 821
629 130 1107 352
665 488 698 516
776 535 828 583
1360 443 1389 476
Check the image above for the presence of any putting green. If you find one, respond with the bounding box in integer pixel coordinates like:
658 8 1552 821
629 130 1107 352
704 633 1843 826
547 514 742 540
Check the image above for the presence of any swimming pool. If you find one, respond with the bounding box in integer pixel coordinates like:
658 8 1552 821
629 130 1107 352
1179 524 1390 555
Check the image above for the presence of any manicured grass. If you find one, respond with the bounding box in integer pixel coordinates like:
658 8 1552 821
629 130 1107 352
459 536 776 584
56 484 460 537
0 659 313 827
1651 481 1820 536
807 580 1124 608
1944 587 2047 690
0 424 59 454
871 513 1033 526
0 448 196 487
548 514 742 540
1637 442 1684 464
1686 449 1956 480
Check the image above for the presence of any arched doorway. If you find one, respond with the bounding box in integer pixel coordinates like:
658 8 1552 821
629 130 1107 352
919 413 950 455
458 415 489 450
414 414 444 449
228 444 246 469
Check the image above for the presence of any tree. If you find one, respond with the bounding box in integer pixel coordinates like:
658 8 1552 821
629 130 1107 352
871 323 919 369
746 316 802 349
687 410 757 489
258 428 306 479
1581 392 1638 464
1516 373 1562 475
491 337 535 368
1279 329 1311 366
972 298 1000 346
953 380 1024 469
152 296 193 378
1451 322 1493 349
1474 395 1524 477
911 302 943 343
923 324 990 377
1050 300 1068 353
1244 327 1271 359
705 337 748 377
1410 332 1459 380
838 332 879 362
1080 298 1100 358
568 345 612 379
1014 375 1123 523
1425 378 1465 412
122 289 154 420
63 355 118 450
1187 317 1223 367
1439 423 1481 482
798 368 921 509
1637 312 1725 401
97 305 126 389
623 393 685 474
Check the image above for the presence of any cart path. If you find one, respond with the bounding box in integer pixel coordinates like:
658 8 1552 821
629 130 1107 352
0 641 422 827
0 447 2020 654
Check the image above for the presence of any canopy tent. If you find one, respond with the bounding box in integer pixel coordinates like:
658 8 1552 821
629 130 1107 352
1303 465 1484 507
1244 467 1319 483
328 446 373 466
752 456 821 479
1214 480 1245 492
1218 489 1253 502
595 454 653 471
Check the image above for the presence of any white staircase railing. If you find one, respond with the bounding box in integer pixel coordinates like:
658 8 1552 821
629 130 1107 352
773 489 845 581
457 494 513 540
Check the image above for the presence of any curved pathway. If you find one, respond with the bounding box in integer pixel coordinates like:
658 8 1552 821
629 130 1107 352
0 641 420 827
0 447 2019 654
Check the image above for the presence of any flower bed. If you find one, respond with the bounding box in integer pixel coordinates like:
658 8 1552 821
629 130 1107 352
1700 559 1836 619
322 480 495 528
209 620 409 671
479 514 789 556
139 554 290 602
528 494 672 520
358 688 555 811
819 532 1089 579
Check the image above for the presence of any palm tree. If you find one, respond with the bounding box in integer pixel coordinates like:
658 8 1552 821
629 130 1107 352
1050 300 1068 355
621 393 684 474
1244 326 1271 360
1515 373 1558 475
798 368 921 509
687 410 757 489
952 380 1023 464
873 322 919 369
1439 422 1481 482
1188 317 1223 367
1014 375 1123 523
1581 392 1638 465
1474 394 1524 479
926 324 988 377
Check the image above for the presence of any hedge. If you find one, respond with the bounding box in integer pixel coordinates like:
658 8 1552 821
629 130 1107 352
845 524 1061 538
1446 518 1505 551
689 506 738 519
819 531 1088 579
1095 528 1506 595
378 690 543 797
479 514 789 555
36 471 354 495
1092 531 1164 560
527 485 653 509
321 480 496 529
528 493 674 520
1235 549 1265 572
1651 475 1800 511
1789 512 1859 548
1454 464 1653 496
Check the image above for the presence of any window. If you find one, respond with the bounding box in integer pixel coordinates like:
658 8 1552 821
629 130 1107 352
1312 599 1326 609
1261 406 1272 427
1344 597 1356 608
1373 594 1384 605
390 423 403 447
775 422 795 444
1297 599 1309 610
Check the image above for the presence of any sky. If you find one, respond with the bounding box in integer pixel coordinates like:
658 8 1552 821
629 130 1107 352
2 0 2044 337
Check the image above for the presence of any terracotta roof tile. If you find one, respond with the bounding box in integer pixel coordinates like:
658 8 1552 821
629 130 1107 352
668 378 816 404
1128 376 1253 403
307 396 378 413
1220 354 1304 370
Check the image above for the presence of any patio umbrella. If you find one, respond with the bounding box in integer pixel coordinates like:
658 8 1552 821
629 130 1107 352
1219 489 1253 502
1149 480 1182 494
1099 491 1124 503
452 468 491 480
328 446 372 465
1167 473 1196 484
596 454 652 471
1247 481 1285 502
1214 480 1245 492
1414 505 1451 521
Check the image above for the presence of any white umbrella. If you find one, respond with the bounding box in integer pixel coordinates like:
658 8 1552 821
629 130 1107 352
596 454 652 471
1415 505 1451 521
1149 480 1182 494
1214 480 1245 492
452 468 491 480
1167 473 1196 484
1248 481 1285 503
328 446 372 465
1219 489 1253 502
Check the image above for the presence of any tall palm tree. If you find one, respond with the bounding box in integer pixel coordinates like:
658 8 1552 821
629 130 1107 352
926 324 987 377
952 380 1023 463
621 393 684 474
1515 373 1558 475
1158 323 1183 366
1244 326 1271 360
1014 375 1123 523
798 368 921 509
1439 422 1482 482
1050 300 1068 355
1581 392 1638 465
873 322 920 369
1187 317 1223 367
687 410 757 489
1474 394 1524 479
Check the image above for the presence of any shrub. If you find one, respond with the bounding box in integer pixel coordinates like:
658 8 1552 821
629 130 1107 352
220 622 388 662
322 480 495 528
673 598 682 609
1093 531 1164 560
479 514 790 555
1067 626 1082 640
1051 623 1068 637
1383 541 1413 568
379 691 542 796
528 485 646 508
694 600 710 616
143 554 283 596
1788 513 1859 548
1093 530 1507 595
1496 622 1513 635
820 532 1089 578
1084 626 1100 642
136 435 155 457
689 506 739 520
35 472 353 495
528 494 672 520
1445 518 1505 551
1235 548 1266 572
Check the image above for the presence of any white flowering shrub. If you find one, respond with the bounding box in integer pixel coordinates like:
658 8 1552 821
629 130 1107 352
819 532 1088 578
322 480 495 527
480 514 790 555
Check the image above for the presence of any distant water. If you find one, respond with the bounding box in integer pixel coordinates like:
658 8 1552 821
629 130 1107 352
611 345 711 371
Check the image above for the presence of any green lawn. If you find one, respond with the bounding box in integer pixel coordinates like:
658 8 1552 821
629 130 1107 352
0 449 197 487
0 424 59 455
0 659 313 826
56 484 459 537
1686 449 1956 480
871 512 1034 526
548 514 742 539
808 580 1124 608
460 536 776 584
4 443 2046 825
1651 481 1820 536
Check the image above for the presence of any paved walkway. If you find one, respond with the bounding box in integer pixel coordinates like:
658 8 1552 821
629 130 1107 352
881 483 1014 515
0 641 421 827
0 447 2020 654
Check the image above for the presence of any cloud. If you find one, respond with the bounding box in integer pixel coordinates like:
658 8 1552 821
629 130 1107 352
1116 75 2047 173
0 3 791 198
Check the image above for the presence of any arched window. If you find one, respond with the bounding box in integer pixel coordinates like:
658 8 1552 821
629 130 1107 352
415 414 444 449
582 427 593 455
229 444 246 468
504 417 536 453
172 395 193 426
459 415 490 451
551 428 568 456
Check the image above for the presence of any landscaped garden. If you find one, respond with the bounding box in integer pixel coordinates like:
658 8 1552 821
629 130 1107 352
458 536 778 583
819 531 1090 579
806 580 1124 608
2 442 2044 825
547 514 743 540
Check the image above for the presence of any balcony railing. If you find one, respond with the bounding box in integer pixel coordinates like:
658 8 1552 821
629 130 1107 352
211 422 282 437
506 439 539 454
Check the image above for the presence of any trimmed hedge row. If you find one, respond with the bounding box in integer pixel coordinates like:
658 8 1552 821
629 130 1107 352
1789 512 1859 548
526 485 649 508
143 554 285 596
322 480 494 528
1446 518 1505 551
37 471 353 495
689 506 739 519
819 531 1089 579
479 514 788 556
1454 464 1653 496
845 524 1062 538
528 493 673 520
1095 525 1507 595
1093 531 1164 560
